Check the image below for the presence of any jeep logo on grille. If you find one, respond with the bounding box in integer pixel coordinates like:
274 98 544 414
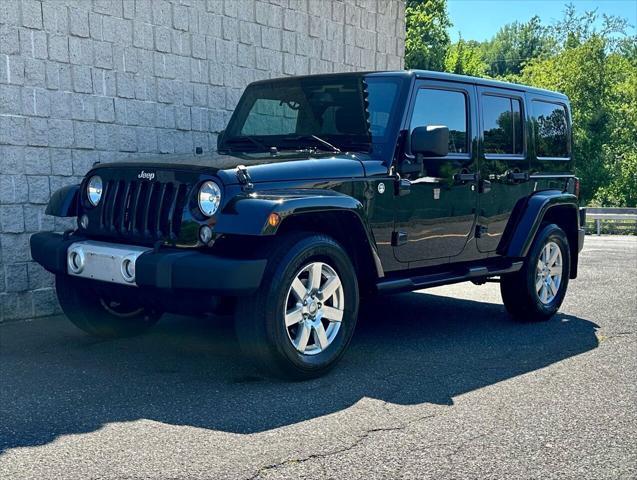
137 170 155 181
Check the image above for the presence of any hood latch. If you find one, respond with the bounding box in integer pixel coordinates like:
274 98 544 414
236 165 254 191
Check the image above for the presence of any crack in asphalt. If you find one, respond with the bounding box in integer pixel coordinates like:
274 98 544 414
437 425 500 478
247 410 439 479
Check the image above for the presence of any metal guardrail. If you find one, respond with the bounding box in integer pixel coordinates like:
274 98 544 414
586 208 637 235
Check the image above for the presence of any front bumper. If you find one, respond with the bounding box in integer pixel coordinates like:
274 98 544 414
30 232 267 295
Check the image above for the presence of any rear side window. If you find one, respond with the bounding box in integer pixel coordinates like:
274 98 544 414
533 101 569 158
410 88 468 154
482 94 523 155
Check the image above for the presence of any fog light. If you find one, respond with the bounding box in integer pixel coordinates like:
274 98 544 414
67 247 85 274
80 214 89 229
199 225 213 244
121 256 136 283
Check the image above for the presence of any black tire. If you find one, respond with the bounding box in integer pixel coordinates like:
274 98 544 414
235 232 359 380
56 275 162 338
500 223 571 322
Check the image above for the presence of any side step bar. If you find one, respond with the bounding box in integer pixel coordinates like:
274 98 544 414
376 261 523 295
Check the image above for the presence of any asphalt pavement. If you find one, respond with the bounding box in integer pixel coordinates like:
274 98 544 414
1 235 636 479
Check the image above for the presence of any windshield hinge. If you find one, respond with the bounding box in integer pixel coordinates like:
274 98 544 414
236 165 254 191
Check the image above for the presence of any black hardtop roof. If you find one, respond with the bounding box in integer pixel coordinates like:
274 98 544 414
407 70 568 100
251 70 568 102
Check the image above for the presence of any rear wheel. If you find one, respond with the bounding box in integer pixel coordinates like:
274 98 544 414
500 223 571 321
56 275 161 338
235 232 359 380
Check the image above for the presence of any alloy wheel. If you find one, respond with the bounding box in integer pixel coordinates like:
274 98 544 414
535 241 563 305
284 262 345 355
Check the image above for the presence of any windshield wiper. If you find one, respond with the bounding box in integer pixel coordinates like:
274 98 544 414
285 135 341 153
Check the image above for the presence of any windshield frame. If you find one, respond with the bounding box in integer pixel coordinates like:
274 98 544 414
219 72 411 160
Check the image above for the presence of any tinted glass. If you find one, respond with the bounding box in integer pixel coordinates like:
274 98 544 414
533 101 569 158
241 99 298 135
224 76 401 152
366 79 399 138
410 88 468 154
483 95 523 155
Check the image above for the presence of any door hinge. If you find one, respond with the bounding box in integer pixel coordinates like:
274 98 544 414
391 231 408 246
395 178 411 196
475 225 488 238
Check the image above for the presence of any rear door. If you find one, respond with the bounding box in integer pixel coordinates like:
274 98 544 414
476 88 532 252
393 79 478 263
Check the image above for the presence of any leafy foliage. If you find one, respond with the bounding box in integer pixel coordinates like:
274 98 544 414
405 0 452 71
444 37 488 76
482 16 554 77
404 1 637 206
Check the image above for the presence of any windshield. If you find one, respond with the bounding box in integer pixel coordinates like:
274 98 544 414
221 75 401 153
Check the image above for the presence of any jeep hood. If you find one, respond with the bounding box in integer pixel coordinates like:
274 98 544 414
91 151 372 185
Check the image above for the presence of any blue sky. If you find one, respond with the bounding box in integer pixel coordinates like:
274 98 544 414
447 0 637 42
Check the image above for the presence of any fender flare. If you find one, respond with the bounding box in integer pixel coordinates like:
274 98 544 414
501 190 579 258
214 189 368 235
214 189 384 276
45 184 80 217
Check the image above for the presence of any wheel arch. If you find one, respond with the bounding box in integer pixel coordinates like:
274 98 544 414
214 190 384 293
500 190 580 278
275 210 383 295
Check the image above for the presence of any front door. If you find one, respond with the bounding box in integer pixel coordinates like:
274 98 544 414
393 80 478 264
476 88 532 252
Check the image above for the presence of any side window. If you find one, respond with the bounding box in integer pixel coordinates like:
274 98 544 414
533 101 569 158
410 88 468 154
241 99 299 135
482 95 524 155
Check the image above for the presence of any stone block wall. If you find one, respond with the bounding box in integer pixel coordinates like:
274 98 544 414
0 0 405 322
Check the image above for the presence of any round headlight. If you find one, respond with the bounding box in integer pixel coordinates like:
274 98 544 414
198 181 222 217
87 175 103 207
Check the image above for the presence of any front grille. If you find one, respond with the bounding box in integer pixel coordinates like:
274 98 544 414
99 179 191 242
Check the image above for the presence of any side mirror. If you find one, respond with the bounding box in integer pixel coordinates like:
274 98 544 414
411 125 449 157
216 130 225 151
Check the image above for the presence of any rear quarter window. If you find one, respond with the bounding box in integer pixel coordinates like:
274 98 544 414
532 100 570 159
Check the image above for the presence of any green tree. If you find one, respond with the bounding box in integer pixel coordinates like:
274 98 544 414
405 0 452 71
444 36 489 76
593 47 637 206
482 16 553 77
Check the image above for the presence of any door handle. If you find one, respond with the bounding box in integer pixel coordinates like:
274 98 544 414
507 171 529 182
453 171 478 183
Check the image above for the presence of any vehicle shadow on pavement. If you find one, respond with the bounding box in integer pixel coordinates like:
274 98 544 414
0 291 599 452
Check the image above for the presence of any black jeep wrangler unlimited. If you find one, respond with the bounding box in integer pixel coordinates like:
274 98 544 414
31 71 586 379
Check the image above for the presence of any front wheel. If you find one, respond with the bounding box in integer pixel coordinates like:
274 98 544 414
235 233 359 380
56 275 162 338
500 223 571 322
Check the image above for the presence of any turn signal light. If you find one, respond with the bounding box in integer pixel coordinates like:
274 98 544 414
268 213 281 227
